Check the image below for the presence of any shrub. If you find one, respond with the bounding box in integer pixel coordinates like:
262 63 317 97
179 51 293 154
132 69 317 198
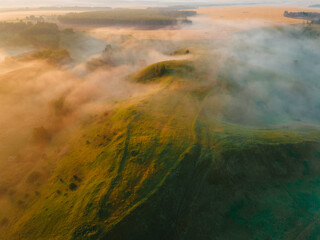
32 48 71 64
69 183 78 191
0 217 8 227
26 171 42 184
32 127 51 144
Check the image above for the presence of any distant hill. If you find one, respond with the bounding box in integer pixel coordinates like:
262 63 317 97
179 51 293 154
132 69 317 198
2 22 320 240
284 11 320 20
309 4 320 8
58 9 194 28
7 57 320 240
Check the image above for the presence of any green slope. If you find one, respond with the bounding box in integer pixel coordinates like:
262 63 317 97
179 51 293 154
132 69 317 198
5 59 320 240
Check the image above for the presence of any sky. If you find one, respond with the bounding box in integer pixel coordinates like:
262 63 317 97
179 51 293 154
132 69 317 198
0 0 317 8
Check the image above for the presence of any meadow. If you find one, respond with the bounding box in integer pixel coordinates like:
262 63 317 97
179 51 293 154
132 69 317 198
0 5 320 240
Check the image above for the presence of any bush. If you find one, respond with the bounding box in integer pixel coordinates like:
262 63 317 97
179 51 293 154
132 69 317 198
32 48 71 64
32 127 51 144
0 217 8 227
69 183 78 191
62 28 74 34
26 171 42 184
0 184 8 197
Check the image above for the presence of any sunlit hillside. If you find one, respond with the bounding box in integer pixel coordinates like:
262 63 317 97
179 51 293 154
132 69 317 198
0 3 320 240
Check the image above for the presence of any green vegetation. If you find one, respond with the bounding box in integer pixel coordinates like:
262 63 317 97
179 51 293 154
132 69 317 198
132 60 194 83
284 11 320 20
58 9 194 27
0 21 91 65
52 96 70 116
9 60 200 240
1 25 320 240
2 55 319 240
28 48 71 64
0 21 80 62
283 11 320 25
310 19 320 25
170 48 190 56
26 171 43 185
0 22 60 48
32 127 51 144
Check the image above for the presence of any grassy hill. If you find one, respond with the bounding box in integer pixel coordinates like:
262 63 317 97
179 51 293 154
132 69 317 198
1 55 319 240
132 60 194 83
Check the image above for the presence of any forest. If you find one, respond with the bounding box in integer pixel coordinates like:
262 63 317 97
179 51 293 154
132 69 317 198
58 9 195 27
0 22 61 48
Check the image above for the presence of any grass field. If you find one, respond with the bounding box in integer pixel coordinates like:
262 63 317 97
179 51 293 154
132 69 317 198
0 6 320 240
2 55 319 239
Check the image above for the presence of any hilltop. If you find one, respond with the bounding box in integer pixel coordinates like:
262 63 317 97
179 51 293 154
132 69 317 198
0 13 320 240
3 54 320 239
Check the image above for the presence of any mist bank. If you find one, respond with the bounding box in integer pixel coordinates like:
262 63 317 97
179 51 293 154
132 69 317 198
1 8 320 239
205 24 320 127
0 29 186 160
0 23 195 233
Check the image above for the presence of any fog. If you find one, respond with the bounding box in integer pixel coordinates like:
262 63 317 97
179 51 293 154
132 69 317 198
0 27 188 225
0 5 320 238
0 34 181 161
0 3 318 192
205 24 320 127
